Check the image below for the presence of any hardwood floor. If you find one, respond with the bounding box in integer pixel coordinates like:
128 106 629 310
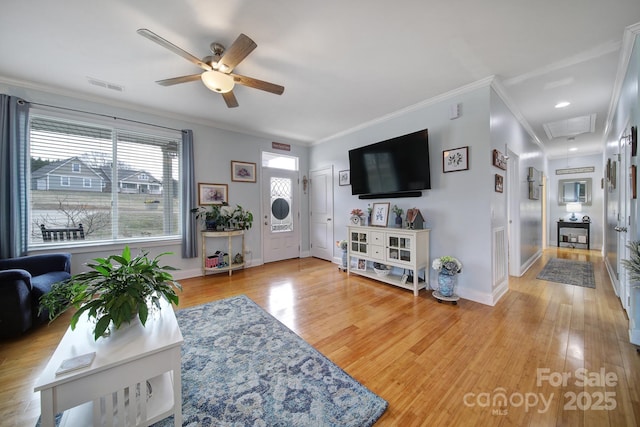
1 248 638 426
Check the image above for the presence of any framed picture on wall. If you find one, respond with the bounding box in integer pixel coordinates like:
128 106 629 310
198 183 228 205
492 149 507 170
231 161 257 182
495 174 504 193
338 170 350 186
443 146 469 173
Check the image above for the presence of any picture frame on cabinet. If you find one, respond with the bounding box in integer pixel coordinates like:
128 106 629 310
371 202 390 227
355 258 367 271
198 183 228 205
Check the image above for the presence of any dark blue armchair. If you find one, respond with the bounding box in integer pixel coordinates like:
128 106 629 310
0 253 71 338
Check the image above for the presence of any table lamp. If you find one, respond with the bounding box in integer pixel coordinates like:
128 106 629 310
566 202 582 221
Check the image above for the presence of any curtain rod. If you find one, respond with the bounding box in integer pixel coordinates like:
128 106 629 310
29 101 184 133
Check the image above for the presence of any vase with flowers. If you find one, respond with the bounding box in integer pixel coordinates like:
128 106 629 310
432 256 462 299
392 205 404 228
336 240 348 271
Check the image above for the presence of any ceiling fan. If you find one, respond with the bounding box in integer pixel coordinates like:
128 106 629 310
137 28 284 108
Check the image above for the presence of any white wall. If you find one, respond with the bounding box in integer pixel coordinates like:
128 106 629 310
310 82 502 305
547 154 604 250
0 81 310 279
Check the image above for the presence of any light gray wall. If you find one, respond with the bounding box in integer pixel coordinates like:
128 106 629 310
310 83 500 305
489 88 545 273
547 154 604 250
1 81 310 279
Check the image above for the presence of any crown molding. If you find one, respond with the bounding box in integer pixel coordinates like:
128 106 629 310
314 76 495 145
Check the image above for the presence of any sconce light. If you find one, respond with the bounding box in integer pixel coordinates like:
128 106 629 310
302 175 308 194
566 202 582 221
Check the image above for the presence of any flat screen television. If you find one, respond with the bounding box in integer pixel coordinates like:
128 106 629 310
348 128 430 199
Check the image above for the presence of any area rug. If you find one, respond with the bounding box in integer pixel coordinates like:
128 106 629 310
153 294 387 426
536 258 595 288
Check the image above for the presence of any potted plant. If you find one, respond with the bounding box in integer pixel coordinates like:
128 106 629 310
191 203 228 230
432 255 462 297
232 205 254 230
622 241 640 288
40 246 182 340
392 205 404 228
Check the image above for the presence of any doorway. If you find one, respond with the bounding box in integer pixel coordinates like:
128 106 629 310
309 166 333 261
261 154 300 264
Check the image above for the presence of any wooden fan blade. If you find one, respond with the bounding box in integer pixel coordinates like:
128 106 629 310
230 73 284 95
137 28 211 71
222 91 239 108
156 74 202 86
218 34 257 72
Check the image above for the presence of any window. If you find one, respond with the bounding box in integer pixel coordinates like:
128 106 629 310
29 115 182 246
262 152 298 171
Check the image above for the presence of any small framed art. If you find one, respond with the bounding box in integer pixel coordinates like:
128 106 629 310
492 149 507 170
356 258 367 271
231 161 257 182
371 202 390 227
198 183 228 205
495 174 504 193
338 170 350 186
443 146 469 173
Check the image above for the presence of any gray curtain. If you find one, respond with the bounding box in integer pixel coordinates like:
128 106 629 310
181 129 198 258
0 95 30 259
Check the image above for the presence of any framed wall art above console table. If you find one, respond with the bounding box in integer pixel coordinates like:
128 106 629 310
347 225 430 296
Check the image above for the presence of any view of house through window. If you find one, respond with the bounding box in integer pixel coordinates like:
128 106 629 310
29 115 182 246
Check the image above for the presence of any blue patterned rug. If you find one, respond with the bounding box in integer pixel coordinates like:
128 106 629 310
536 258 595 288
152 295 387 426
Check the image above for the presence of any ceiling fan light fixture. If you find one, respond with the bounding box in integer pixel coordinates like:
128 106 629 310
201 70 234 93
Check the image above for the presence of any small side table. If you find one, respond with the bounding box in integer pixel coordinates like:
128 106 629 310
557 220 590 249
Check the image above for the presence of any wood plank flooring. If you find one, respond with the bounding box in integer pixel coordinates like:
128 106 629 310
1 248 638 426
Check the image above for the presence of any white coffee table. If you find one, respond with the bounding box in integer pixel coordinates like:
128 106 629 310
34 298 183 427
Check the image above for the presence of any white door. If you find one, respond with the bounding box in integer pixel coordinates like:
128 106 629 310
507 149 520 276
310 166 333 261
262 168 300 263
617 133 631 313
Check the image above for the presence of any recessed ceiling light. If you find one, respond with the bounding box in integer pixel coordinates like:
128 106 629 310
555 101 571 109
569 147 578 151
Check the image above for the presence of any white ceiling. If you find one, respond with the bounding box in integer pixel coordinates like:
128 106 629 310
1 1 639 159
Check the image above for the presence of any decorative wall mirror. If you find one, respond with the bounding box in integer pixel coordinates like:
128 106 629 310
558 178 592 205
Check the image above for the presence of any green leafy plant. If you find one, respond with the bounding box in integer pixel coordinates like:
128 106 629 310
392 205 404 217
40 246 181 340
621 241 640 288
232 205 254 230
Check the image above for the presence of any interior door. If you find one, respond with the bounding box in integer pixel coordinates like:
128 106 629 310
261 167 300 263
507 149 520 276
310 166 333 261
617 133 631 313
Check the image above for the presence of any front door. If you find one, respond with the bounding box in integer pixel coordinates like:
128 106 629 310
310 166 333 261
262 167 300 263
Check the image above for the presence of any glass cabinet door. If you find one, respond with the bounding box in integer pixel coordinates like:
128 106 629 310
350 231 368 255
387 235 412 263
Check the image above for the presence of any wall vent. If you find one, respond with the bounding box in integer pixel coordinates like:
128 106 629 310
493 226 507 287
87 77 124 92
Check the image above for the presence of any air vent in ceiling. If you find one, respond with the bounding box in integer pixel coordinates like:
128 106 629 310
543 114 596 139
87 77 124 92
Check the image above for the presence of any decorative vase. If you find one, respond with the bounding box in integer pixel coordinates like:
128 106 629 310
395 215 402 228
341 249 348 270
438 270 457 297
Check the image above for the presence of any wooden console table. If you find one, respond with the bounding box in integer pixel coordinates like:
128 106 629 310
557 220 590 249
34 299 183 427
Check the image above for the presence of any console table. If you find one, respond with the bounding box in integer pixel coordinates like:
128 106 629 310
34 298 183 427
201 230 245 276
347 225 430 296
557 220 590 249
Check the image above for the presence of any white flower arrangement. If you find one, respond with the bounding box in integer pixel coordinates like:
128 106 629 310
432 256 462 274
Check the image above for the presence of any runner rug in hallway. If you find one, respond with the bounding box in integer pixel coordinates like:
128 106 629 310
156 294 388 426
536 258 595 288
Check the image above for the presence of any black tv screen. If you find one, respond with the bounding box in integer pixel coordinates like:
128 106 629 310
348 129 430 197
